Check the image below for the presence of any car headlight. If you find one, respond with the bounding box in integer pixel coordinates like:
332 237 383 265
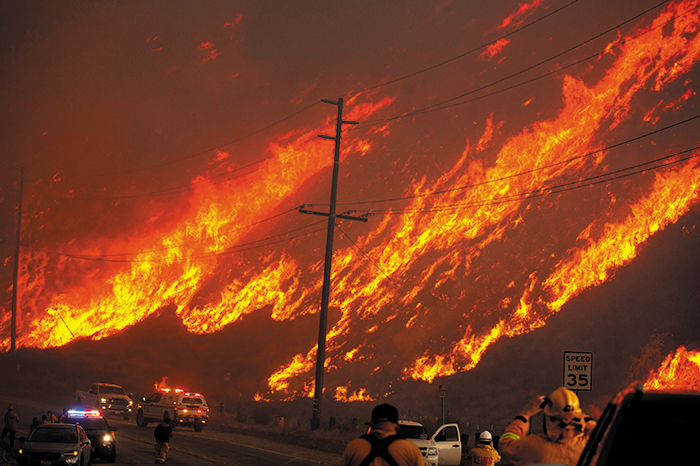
427 447 438 456
103 434 113 442
100 398 107 403
18 448 30 455
65 450 79 457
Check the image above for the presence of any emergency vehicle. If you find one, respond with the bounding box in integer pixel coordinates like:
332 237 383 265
63 410 118 463
136 388 209 432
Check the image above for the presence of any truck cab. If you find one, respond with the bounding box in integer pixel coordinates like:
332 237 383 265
389 420 462 466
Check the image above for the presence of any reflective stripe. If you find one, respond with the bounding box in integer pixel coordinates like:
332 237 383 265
500 432 521 441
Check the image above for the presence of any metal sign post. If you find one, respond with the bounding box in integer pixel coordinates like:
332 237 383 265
439 385 446 425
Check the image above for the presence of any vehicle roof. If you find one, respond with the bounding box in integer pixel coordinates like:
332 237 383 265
32 423 80 430
397 420 424 426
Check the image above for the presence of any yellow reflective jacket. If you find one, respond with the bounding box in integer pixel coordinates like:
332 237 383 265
470 444 501 466
500 417 591 466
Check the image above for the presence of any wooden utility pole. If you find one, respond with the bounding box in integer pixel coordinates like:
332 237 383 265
11 167 24 352
300 98 365 430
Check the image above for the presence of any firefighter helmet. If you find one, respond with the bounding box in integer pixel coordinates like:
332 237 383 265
544 387 582 424
478 431 493 444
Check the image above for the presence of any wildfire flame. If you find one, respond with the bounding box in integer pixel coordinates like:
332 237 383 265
644 346 700 391
2 1 700 403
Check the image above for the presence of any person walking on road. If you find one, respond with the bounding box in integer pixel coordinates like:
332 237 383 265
500 386 596 466
340 403 425 466
154 415 173 464
1 405 20 448
470 431 501 466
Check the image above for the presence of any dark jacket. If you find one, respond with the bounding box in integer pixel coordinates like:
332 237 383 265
154 421 172 443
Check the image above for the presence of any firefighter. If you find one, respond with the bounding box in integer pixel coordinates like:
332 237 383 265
154 415 173 464
340 403 425 466
499 387 596 466
470 431 501 466
1 405 20 448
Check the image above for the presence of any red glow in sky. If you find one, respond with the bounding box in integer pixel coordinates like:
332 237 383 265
0 0 699 404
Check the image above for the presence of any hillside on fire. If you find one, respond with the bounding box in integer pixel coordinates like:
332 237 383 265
1 0 700 425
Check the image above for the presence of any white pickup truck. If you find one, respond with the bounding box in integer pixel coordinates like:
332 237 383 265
394 420 463 466
76 383 133 420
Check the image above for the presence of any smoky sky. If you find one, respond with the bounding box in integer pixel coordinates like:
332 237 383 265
1 0 699 410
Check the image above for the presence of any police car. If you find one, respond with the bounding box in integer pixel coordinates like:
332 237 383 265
63 410 117 463
136 388 209 432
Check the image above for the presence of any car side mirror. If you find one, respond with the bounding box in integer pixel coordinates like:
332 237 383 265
19 436 26 443
111 426 118 431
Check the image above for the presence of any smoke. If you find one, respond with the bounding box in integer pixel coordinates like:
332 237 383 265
1 0 699 418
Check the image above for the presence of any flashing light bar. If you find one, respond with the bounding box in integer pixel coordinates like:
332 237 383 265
68 409 102 417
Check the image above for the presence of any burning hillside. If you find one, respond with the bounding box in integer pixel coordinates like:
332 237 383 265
644 346 700 391
1 0 699 404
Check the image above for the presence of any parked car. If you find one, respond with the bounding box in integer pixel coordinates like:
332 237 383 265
136 388 209 431
64 409 117 463
577 384 700 465
17 423 92 466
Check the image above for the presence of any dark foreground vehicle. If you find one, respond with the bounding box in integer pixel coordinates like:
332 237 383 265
577 385 700 465
64 410 117 463
18 423 92 466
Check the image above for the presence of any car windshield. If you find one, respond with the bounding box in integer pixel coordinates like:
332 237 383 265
28 427 78 443
398 425 429 439
101 386 126 395
182 397 204 404
65 417 110 430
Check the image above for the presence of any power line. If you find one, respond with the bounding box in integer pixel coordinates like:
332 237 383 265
307 113 700 208
33 1 674 202
83 101 323 178
28 142 700 262
48 0 585 183
360 0 683 125
21 217 329 263
50 206 303 259
65 133 325 200
333 0 586 98
358 145 700 215
336 225 401 289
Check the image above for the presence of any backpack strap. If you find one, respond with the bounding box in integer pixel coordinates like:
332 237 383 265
357 434 402 466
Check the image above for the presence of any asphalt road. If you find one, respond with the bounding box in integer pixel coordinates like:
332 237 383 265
1 396 339 466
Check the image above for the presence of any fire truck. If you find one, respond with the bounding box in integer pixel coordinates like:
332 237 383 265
136 388 209 432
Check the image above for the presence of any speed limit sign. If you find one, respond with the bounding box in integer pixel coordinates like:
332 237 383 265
563 352 592 391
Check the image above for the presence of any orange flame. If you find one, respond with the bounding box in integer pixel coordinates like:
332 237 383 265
334 386 375 402
644 346 700 391
5 98 394 350
270 0 700 391
4 2 700 404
